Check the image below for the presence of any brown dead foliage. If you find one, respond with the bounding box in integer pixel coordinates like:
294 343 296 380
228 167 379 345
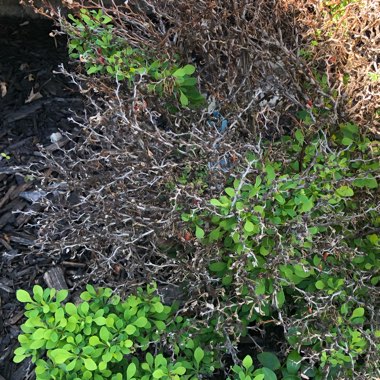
285 0 380 134
20 0 379 353
21 0 317 285
19 0 378 306
23 0 380 134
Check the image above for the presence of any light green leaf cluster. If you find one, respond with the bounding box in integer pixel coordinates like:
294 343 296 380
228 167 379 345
14 284 218 380
66 9 204 110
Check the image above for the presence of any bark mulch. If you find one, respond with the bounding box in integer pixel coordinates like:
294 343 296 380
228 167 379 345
0 18 83 380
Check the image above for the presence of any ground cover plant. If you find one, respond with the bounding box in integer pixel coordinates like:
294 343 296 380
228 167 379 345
14 284 282 380
11 0 380 379
66 8 204 109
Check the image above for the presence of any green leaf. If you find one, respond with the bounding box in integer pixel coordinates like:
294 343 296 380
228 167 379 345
182 64 196 75
179 91 189 106
352 176 378 189
101 15 112 24
80 302 90 315
82 346 95 355
146 352 154 366
16 289 33 303
255 280 266 296
33 285 44 301
100 326 110 341
341 137 353 146
32 328 47 340
209 227 222 241
56 289 68 303
89 336 101 346
286 351 302 374
194 347 204 365
124 339 133 348
242 355 253 370
153 369 165 379
66 359 77 371
295 130 304 145
134 316 148 328
125 324 137 335
244 220 254 233
13 354 27 363
257 352 281 371
80 292 92 301
253 367 277 380
350 307 365 319
265 165 276 183
299 196 314 212
315 280 325 290
274 194 285 205
49 349 74 364
102 352 113 363
173 64 196 77
155 320 166 330
65 303 77 315
94 316 107 326
335 186 354 197
30 339 46 350
293 264 312 279
276 290 285 308
84 357 97 371
87 66 99 75
127 362 137 379
340 303 349 315
181 77 198 87
340 122 359 140
173 366 186 375
210 199 222 207
225 187 235 197
14 347 26 356
154 354 168 368
195 226 205 239
209 261 227 272
153 302 164 313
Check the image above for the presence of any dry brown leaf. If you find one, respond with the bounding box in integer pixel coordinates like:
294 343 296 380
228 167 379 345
0 82 7 97
25 88 43 103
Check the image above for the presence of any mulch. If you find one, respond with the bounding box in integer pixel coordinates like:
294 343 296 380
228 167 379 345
0 18 84 379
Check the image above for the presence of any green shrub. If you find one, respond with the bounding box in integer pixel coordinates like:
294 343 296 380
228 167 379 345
182 124 380 378
66 9 204 109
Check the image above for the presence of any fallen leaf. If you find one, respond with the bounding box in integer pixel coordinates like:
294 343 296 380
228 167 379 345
0 82 7 97
27 74 35 82
25 88 43 103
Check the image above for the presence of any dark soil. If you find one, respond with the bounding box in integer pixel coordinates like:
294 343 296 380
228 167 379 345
0 18 83 380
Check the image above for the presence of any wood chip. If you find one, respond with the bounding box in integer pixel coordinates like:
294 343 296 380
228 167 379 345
9 235 34 246
10 182 32 200
0 185 16 209
0 81 7 97
43 267 67 290
25 87 43 104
